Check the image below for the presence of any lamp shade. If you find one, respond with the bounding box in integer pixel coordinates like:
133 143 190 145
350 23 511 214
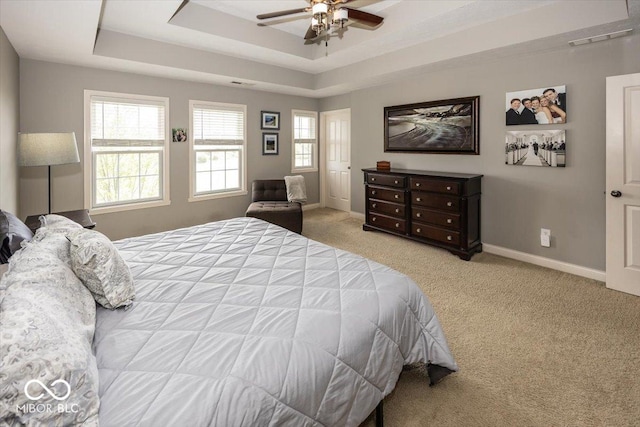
18 132 80 167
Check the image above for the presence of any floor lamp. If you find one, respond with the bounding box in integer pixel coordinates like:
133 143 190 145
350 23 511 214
18 132 80 214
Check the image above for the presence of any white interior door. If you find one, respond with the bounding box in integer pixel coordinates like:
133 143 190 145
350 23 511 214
323 109 351 212
606 72 640 296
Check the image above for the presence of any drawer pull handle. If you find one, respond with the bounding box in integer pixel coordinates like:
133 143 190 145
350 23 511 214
394 194 399 199
446 186 451 191
416 228 421 233
372 203 377 208
416 183 421 187
372 217 376 222
416 197 422 202
372 190 376 195
395 208 400 213
447 202 453 207
371 178 376 181
416 213 421 218
395 223 400 228
447 235 452 241
446 218 452 224
394 180 399 184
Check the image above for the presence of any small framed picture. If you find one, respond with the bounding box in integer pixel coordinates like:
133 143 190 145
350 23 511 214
261 111 280 130
262 133 278 155
172 128 187 142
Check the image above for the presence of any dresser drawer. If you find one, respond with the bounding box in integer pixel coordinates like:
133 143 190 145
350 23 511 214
369 199 405 217
412 208 460 229
410 177 461 195
368 186 405 203
412 193 460 212
412 223 460 246
368 213 407 233
367 173 406 188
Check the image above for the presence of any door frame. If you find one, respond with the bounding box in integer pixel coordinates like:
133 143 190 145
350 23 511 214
319 108 351 210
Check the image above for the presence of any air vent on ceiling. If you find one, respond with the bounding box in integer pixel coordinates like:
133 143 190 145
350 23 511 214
569 28 633 46
230 81 256 87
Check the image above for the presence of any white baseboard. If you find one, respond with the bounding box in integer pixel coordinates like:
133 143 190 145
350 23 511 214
302 203 321 211
482 243 605 282
350 211 365 221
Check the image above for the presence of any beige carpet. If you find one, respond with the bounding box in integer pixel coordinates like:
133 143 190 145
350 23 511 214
302 208 640 427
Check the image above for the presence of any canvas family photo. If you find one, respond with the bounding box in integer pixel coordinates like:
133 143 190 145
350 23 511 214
505 129 566 167
505 85 566 125
384 96 479 154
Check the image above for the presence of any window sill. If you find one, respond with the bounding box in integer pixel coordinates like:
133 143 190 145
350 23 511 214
188 190 248 203
88 199 171 215
291 168 318 174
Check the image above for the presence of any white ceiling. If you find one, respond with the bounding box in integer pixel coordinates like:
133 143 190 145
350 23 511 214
1 0 638 98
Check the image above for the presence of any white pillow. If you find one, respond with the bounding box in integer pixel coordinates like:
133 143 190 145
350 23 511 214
69 229 135 310
284 175 307 203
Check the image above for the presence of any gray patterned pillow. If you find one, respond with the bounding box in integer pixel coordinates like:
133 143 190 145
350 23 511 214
69 229 135 309
39 214 83 234
0 234 99 425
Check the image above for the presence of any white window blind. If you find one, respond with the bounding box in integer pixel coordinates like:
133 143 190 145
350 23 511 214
193 104 245 146
293 110 318 171
91 98 166 147
190 101 246 198
86 92 169 211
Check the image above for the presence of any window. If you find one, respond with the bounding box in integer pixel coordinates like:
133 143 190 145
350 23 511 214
292 110 318 172
189 101 247 201
84 91 170 213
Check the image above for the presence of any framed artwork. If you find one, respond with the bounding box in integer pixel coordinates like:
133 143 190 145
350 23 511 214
505 129 566 167
261 111 280 130
505 85 567 126
172 128 187 142
262 133 278 155
384 96 479 154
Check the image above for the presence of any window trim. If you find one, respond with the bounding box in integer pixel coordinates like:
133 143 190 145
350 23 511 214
291 109 318 173
84 90 171 215
188 100 248 202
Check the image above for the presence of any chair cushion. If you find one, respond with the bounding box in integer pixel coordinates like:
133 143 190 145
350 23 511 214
246 201 302 234
251 180 288 202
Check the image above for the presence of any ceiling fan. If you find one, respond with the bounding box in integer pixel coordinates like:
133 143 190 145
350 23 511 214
256 0 384 40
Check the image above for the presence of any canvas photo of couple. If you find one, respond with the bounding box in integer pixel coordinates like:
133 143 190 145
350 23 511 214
505 85 566 126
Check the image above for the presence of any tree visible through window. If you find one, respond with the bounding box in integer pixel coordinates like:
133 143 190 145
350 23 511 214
190 101 246 198
86 92 169 211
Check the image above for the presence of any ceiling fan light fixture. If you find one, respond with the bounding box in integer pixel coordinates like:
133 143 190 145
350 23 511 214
312 3 328 20
333 8 348 27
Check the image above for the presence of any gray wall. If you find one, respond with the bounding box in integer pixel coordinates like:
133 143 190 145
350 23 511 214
19 60 319 240
320 33 640 271
0 26 19 213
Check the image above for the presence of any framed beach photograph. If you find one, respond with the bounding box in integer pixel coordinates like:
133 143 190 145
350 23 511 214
505 85 567 126
384 96 480 154
505 129 566 167
262 133 278 155
261 111 280 130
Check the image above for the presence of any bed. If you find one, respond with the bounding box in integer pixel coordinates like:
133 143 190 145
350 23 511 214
1 216 457 426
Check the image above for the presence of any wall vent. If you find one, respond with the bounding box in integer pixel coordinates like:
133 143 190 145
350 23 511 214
569 28 633 46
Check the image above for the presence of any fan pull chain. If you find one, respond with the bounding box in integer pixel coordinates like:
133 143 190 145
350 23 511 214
325 34 329 56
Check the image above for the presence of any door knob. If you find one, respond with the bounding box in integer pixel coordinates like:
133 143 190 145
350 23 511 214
611 190 622 198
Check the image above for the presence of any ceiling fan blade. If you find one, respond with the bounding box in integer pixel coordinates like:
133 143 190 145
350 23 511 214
344 7 383 27
257 8 308 20
304 25 317 40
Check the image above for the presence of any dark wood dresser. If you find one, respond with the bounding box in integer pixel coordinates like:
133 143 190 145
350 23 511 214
362 168 482 260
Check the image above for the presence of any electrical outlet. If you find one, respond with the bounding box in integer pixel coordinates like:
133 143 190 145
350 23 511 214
541 228 551 247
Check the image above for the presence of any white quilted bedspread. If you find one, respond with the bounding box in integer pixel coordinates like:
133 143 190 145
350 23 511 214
94 218 457 427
